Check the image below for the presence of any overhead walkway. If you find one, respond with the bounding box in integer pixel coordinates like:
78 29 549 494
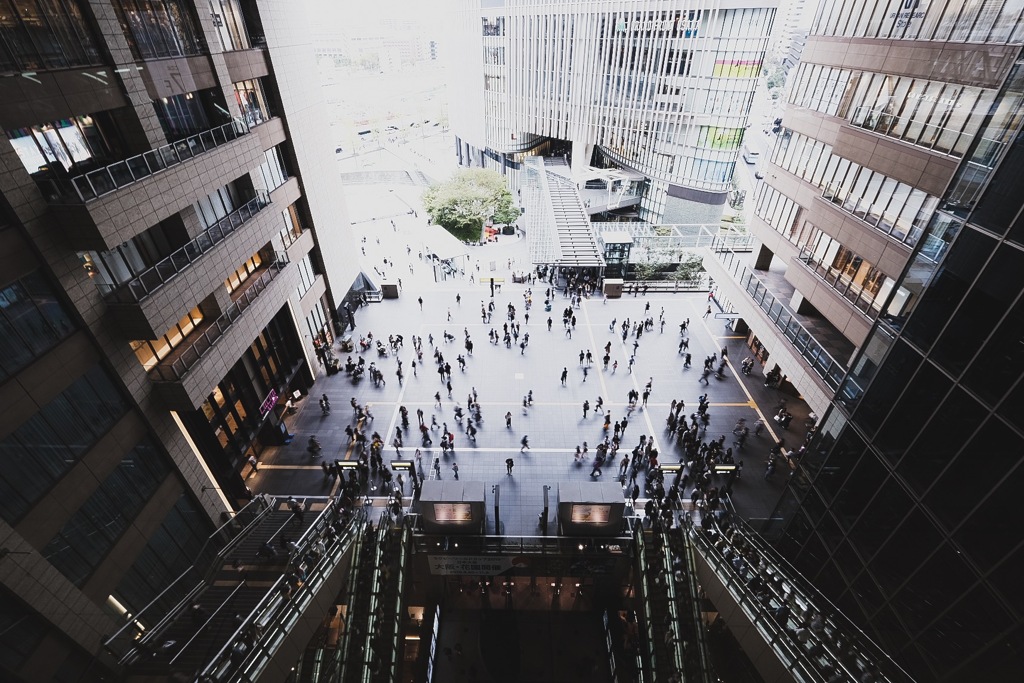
521 156 605 271
685 508 915 683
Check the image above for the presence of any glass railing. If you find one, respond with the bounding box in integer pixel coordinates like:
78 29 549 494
594 223 757 253
708 249 847 390
687 509 914 683
202 503 368 683
796 247 884 317
41 119 248 203
102 193 271 303
150 254 288 383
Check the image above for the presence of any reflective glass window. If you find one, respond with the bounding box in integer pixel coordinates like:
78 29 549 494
42 437 169 586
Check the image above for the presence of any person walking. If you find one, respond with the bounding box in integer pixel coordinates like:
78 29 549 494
582 366 589 382
247 455 259 477
505 411 513 428
418 296 424 311
560 367 568 385
506 457 515 475
452 462 459 480
583 400 590 418
703 304 712 318
520 435 530 452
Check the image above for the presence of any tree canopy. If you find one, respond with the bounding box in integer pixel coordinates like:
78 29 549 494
422 169 517 241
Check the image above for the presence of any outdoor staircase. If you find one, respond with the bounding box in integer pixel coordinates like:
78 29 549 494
125 500 321 678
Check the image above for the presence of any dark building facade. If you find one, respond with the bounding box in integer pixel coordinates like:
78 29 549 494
0 1 356 680
770 53 1024 683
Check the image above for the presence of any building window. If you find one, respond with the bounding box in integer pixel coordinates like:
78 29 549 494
153 91 211 140
482 17 504 36
484 74 504 92
254 146 288 191
6 115 111 176
0 0 103 73
113 0 205 60
190 315 295 467
296 254 317 298
208 0 252 51
224 254 263 294
80 220 177 294
696 126 744 150
278 204 302 247
195 181 244 229
131 305 204 371
0 271 76 381
233 79 271 127
41 437 169 586
483 46 505 65
113 493 211 617
0 365 127 524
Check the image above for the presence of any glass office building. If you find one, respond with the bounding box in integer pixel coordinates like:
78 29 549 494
730 1 1024 680
450 0 776 223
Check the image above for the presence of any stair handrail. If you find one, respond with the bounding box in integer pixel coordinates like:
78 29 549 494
195 503 367 682
707 506 913 681
103 494 273 661
124 495 279 658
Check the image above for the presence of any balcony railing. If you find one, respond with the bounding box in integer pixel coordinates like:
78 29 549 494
40 119 248 203
150 253 288 383
102 193 271 304
197 502 367 682
710 249 847 391
796 247 884 318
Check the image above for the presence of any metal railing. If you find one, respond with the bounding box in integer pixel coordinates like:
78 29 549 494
102 193 271 303
40 119 249 203
150 254 288 383
102 494 273 663
687 510 915 683
199 503 368 683
708 249 847 391
796 247 883 317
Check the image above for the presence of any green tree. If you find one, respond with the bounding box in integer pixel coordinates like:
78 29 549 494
669 254 705 282
422 169 516 241
632 261 666 281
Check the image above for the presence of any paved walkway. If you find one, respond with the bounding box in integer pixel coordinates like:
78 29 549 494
246 184 815 533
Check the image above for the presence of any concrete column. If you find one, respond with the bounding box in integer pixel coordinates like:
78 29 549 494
790 289 818 315
86 0 169 149
571 141 594 174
